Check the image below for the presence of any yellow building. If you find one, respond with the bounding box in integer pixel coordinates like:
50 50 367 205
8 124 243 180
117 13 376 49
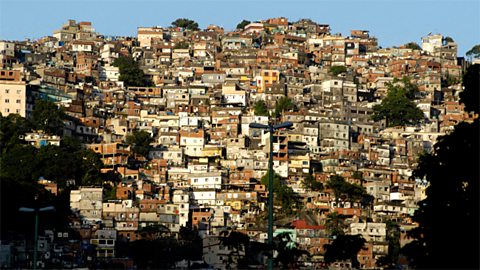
255 69 280 93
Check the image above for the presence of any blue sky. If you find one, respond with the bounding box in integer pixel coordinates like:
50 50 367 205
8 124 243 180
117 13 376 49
0 0 478 56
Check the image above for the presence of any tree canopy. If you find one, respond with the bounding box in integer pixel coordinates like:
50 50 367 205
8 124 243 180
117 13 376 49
0 115 106 238
302 174 323 191
443 36 454 43
261 172 301 215
274 96 294 118
171 18 199 31
466 44 480 59
236 20 251 30
372 78 424 127
401 65 479 269
31 100 65 135
0 113 32 151
459 64 479 114
325 211 348 237
173 41 190 50
274 231 309 268
253 100 269 116
113 56 153 87
126 130 154 157
330 65 347 76
326 174 368 204
324 234 366 268
405 42 421 50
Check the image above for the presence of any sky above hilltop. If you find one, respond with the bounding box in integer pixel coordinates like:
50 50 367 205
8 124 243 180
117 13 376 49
0 0 478 56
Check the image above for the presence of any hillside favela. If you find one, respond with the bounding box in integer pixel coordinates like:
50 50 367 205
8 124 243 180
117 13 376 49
0 17 479 270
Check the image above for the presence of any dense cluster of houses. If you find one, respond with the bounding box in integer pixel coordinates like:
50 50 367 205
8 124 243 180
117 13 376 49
0 18 475 269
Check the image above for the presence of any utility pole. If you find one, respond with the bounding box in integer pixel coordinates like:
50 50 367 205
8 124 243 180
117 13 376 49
249 120 292 270
19 206 55 270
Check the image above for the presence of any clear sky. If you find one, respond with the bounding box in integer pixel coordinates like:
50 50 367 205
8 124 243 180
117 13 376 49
0 0 478 56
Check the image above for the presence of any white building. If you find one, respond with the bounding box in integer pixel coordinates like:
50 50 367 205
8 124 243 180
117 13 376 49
70 187 103 224
99 65 120 82
190 172 223 189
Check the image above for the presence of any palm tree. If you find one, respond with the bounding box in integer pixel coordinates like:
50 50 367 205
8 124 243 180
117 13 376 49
219 230 250 269
274 231 310 269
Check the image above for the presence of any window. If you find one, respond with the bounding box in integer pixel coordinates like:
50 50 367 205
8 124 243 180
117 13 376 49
4 99 9 103
16 89 21 94
16 99 21 103
5 89 9 94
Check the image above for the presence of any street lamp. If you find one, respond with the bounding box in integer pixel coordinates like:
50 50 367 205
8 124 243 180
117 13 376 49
249 120 292 270
19 205 55 270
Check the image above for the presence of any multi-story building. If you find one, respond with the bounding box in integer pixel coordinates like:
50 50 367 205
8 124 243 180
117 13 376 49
0 70 27 117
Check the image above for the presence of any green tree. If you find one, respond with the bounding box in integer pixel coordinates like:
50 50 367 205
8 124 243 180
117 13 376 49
253 100 269 116
466 44 480 59
78 148 104 185
302 174 323 191
171 18 199 31
261 172 301 215
274 231 309 268
330 65 347 76
0 143 38 183
376 220 401 269
113 56 153 87
325 211 347 237
327 175 369 204
443 36 454 43
219 230 250 269
126 130 154 157
404 42 421 50
0 113 32 151
459 64 479 114
324 234 366 268
236 20 251 30
31 100 65 135
274 96 294 118
401 67 479 269
372 79 424 127
173 41 190 49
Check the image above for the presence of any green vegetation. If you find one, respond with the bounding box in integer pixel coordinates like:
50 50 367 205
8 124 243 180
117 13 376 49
253 100 269 116
31 100 66 135
0 112 107 238
443 36 454 43
325 211 347 237
327 174 368 203
376 220 401 268
459 64 479 113
302 174 323 191
126 130 154 158
112 56 153 87
274 96 294 118
236 20 251 30
324 234 366 269
0 113 32 151
261 172 301 215
466 44 480 59
171 18 199 31
405 42 421 50
372 78 424 127
274 231 309 268
173 41 190 49
219 230 250 269
330 65 347 76
401 65 479 269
